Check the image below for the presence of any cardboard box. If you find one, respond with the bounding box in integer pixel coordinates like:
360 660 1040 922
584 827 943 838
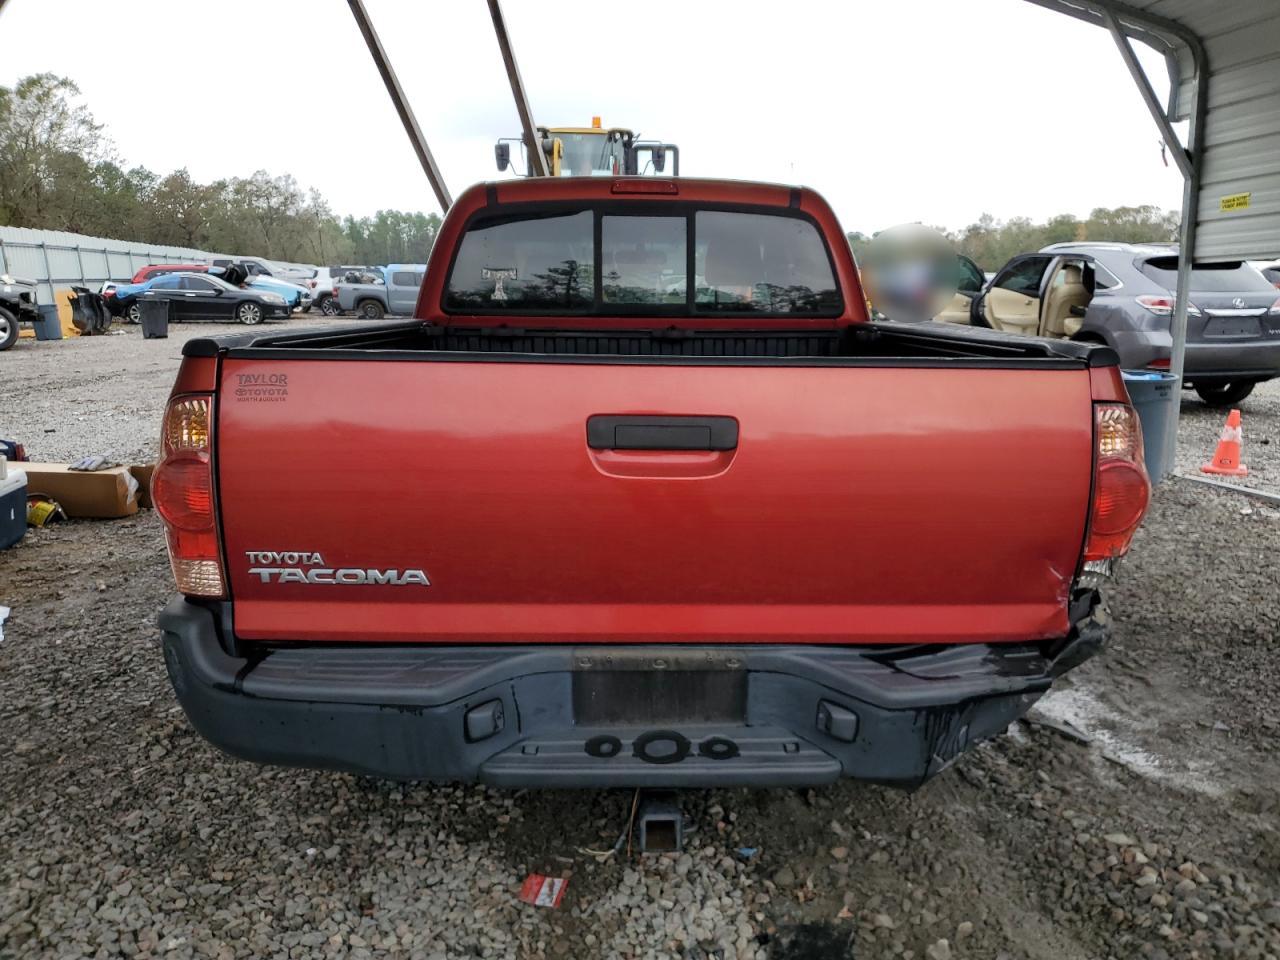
129 463 156 510
20 463 139 519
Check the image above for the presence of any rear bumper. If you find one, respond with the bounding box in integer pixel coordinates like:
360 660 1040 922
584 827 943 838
1181 340 1280 381
159 594 1106 789
1110 329 1280 381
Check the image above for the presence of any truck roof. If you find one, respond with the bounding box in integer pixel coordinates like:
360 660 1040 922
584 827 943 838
472 176 823 210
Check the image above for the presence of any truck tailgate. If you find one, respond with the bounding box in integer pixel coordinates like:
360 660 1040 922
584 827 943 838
216 358 1093 644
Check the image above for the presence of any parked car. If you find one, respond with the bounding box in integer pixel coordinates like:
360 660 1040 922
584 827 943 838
207 267 312 312
154 176 1148 790
132 263 210 283
128 262 310 311
307 265 384 315
137 273 291 324
955 242 1280 406
335 263 424 318
108 276 166 321
209 256 279 279
0 273 40 351
933 254 987 323
209 257 316 287
269 261 319 285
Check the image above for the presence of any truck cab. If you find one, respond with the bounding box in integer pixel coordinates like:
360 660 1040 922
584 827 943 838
335 263 425 319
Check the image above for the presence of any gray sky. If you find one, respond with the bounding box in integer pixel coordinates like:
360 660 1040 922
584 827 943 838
1 0 1184 234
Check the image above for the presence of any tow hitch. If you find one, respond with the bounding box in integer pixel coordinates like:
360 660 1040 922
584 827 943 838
635 790 684 853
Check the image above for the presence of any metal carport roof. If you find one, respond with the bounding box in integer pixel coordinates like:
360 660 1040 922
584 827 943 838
1028 0 1280 475
1029 0 1280 261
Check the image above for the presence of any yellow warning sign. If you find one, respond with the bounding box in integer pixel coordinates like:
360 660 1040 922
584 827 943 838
1220 192 1251 212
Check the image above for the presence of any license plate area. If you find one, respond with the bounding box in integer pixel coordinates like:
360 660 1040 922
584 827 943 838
1204 315 1262 338
572 648 747 725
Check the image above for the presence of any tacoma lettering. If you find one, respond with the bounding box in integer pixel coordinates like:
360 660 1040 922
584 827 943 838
247 567 431 586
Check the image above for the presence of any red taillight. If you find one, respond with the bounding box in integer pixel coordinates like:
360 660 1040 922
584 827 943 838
1091 461 1149 535
1146 357 1171 370
1135 295 1201 317
153 394 225 597
1084 403 1150 562
1135 295 1173 316
153 456 213 530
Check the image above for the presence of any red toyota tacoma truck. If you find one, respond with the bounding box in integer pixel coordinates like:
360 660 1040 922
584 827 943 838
154 176 1150 788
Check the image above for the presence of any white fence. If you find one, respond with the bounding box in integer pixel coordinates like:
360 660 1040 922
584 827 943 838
0 226 239 305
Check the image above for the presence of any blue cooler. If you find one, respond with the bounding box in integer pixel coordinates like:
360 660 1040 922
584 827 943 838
0 462 27 550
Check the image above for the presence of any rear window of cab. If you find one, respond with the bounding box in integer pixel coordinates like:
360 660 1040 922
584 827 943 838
443 206 842 316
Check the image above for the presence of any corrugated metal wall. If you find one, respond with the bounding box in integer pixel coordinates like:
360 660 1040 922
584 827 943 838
1191 10 1280 260
0 226 238 305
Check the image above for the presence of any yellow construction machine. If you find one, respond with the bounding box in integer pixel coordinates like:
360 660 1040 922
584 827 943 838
496 116 680 178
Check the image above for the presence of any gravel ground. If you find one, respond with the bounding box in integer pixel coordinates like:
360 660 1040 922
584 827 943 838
2 321 1279 960
1172 379 1280 493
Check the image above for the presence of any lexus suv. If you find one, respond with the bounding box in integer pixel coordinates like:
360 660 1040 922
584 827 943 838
951 242 1280 406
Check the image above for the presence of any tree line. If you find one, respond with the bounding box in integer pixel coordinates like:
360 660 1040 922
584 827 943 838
2 73 1180 273
0 74 441 266
848 206 1180 273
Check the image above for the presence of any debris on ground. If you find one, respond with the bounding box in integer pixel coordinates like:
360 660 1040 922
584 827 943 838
25 495 65 527
518 873 568 908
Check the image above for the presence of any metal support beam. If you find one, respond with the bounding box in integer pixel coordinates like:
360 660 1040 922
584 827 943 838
1103 9 1192 180
1100 3 1204 479
486 0 549 178
1031 0 1211 480
1164 157 1203 477
1173 21 1210 480
346 0 452 212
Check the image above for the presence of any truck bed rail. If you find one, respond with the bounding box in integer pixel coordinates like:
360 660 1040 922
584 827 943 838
183 320 1117 368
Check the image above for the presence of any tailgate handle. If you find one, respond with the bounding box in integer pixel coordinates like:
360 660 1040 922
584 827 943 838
587 415 738 451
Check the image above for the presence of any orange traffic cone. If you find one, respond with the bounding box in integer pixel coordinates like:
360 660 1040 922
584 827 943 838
1201 408 1247 477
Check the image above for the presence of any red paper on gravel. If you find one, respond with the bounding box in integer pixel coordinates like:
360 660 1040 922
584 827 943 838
518 874 568 908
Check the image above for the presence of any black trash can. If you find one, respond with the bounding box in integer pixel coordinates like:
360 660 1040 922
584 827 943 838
139 298 169 339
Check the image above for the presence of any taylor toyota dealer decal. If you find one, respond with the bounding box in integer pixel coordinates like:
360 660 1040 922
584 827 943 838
244 551 430 586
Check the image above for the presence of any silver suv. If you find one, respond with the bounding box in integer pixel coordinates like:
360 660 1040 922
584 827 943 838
961 242 1280 406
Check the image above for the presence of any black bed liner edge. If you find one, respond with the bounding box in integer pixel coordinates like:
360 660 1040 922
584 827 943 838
182 319 1118 369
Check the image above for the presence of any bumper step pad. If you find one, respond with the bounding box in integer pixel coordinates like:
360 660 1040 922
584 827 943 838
480 725 841 787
